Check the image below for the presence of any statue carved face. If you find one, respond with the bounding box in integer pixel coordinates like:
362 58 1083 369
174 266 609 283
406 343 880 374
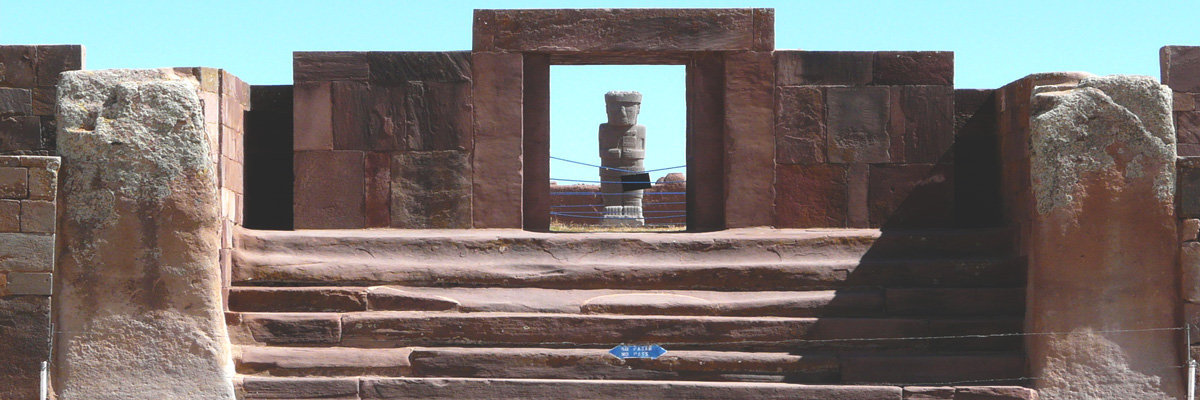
606 101 641 125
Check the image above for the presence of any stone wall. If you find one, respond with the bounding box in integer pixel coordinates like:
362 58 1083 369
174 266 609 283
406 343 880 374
292 52 473 229
1165 45 1200 396
0 155 58 400
772 51 956 229
1 45 84 154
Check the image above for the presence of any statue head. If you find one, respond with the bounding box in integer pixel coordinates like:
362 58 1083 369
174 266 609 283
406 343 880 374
605 91 642 126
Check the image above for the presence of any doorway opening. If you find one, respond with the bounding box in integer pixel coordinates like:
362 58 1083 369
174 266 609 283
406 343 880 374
547 65 687 232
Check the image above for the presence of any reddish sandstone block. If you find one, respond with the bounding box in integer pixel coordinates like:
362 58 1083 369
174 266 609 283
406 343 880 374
847 163 869 228
0 167 26 198
294 52 369 82
891 86 955 163
0 46 37 87
1182 219 1200 242
1181 159 1200 217
294 151 365 229
0 88 32 115
392 151 472 228
775 51 873 86
868 163 954 228
751 8 774 51
1176 91 1196 112
221 158 243 194
0 116 41 152
365 152 391 227
475 9 761 52
955 386 1037 400
19 200 53 233
366 51 472 84
1184 242 1200 302
405 81 474 151
293 81 334 151
220 70 251 109
1177 111 1200 145
0 199 18 232
471 52 523 228
724 51 775 227
1162 46 1200 92
331 81 371 150
826 87 891 163
873 51 954 86
775 86 825 164
903 386 955 399
775 164 847 227
220 89 245 133
366 83 407 151
35 45 84 86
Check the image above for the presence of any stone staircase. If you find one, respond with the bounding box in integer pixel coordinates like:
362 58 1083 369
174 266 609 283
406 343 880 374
226 228 1036 399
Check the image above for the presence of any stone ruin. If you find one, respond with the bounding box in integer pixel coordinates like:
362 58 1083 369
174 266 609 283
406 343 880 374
0 7 1199 400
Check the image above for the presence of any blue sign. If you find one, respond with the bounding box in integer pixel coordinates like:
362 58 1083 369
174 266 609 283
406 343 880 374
608 344 667 360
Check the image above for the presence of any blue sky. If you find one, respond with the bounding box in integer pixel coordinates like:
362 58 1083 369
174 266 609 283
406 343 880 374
4 0 1198 181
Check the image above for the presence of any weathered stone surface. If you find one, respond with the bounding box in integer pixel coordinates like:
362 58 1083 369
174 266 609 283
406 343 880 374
364 152 390 227
236 347 412 377
903 386 954 399
0 46 37 87
1182 218 1200 242
19 199 53 233
330 81 370 150
0 116 41 152
471 52 523 228
294 52 368 82
841 354 1024 385
775 86 825 164
238 313 341 345
1180 159 1200 217
26 158 57 200
362 378 901 399
292 81 333 151
0 232 53 271
1174 91 1195 111
826 87 890 163
1162 46 1200 92
0 88 32 115
294 151 364 229
228 287 367 313
0 166 26 198
366 51 472 83
955 386 1038 400
6 271 52 295
391 150 471 228
35 44 84 86
404 80 473 151
1183 242 1200 302
241 377 359 399
0 296 50 400
1027 75 1181 400
775 51 873 86
891 86 955 163
775 164 847 227
868 163 954 228
475 9 768 52
1177 111 1200 145
724 51 775 228
55 69 235 399
0 199 17 231
367 286 461 311
873 52 953 86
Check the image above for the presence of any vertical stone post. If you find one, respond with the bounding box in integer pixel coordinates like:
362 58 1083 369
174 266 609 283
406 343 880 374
54 69 235 399
1026 75 1183 399
471 52 523 228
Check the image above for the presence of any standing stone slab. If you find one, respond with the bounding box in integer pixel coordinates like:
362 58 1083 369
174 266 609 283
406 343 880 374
391 151 471 228
1027 75 1181 400
55 69 235 400
0 296 50 400
775 86 825 164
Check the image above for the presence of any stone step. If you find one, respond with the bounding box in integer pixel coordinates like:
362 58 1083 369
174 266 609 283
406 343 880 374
227 286 1024 317
228 312 1022 352
231 254 1024 290
237 376 1037 400
236 227 1017 262
235 345 1024 385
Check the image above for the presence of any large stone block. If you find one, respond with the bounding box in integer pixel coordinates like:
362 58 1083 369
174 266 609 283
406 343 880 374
0 296 50 400
1181 158 1200 217
19 199 53 233
1027 75 1181 400
331 81 371 150
774 164 847 227
0 116 41 152
294 150 365 229
294 52 368 82
826 87 891 163
0 166 26 198
0 232 53 271
392 151 471 228
775 86 825 164
775 51 873 86
36 45 84 86
0 88 32 115
471 52 523 228
873 51 953 86
724 51 775 227
293 81 333 151
1177 111 1200 147
366 51 472 83
55 69 235 399
0 199 17 231
404 81 473 151
891 86 955 163
365 152 391 228
1162 46 1200 93
868 163 954 228
475 9 769 52
0 46 37 88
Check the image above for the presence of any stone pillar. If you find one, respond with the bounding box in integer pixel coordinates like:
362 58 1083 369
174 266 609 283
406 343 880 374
54 69 235 399
1026 75 1182 399
598 91 645 227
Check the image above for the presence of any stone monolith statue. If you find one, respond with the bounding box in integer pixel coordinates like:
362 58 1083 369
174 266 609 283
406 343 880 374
599 91 646 226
